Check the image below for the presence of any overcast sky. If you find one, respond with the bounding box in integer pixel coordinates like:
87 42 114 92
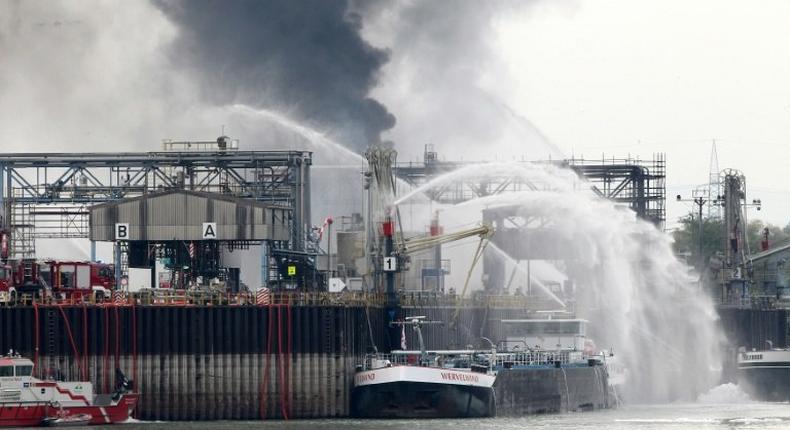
371 0 790 228
3 0 790 230
509 0 790 228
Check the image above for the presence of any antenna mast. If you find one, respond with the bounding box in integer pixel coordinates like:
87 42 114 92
708 140 721 219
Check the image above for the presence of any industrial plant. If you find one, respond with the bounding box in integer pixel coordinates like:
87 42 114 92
0 135 781 422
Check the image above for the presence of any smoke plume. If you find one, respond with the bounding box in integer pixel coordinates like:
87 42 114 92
362 1 565 160
154 0 395 152
0 0 186 152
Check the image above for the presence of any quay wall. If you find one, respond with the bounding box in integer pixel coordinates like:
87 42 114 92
717 307 787 350
0 304 532 420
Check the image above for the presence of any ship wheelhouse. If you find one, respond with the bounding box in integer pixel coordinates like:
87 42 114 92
0 356 34 379
501 319 589 352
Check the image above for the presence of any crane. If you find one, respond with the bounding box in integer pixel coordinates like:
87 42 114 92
397 223 494 330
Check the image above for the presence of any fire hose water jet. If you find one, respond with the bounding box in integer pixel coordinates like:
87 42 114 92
395 161 723 403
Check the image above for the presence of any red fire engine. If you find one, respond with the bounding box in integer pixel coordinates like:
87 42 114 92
0 263 11 303
40 260 115 300
0 259 114 303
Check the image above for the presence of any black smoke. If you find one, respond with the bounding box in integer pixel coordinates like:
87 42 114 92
154 0 395 151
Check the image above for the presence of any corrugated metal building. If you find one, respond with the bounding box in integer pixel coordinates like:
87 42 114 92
89 190 291 242
749 242 790 298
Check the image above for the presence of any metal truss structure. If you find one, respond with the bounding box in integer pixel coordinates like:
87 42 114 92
566 154 666 227
0 149 312 258
394 146 666 227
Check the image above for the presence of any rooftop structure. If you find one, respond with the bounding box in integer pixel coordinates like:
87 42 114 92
0 147 312 258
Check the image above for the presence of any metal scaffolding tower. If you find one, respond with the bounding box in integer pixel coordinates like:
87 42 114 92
566 154 666 227
394 146 666 227
0 149 312 258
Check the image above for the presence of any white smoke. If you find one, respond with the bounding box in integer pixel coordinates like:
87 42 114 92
0 1 375 156
360 1 565 161
0 0 192 152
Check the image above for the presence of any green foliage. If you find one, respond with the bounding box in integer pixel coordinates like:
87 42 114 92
672 215 724 268
673 216 790 268
746 219 790 253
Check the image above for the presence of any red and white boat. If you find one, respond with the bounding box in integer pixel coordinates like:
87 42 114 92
0 352 138 427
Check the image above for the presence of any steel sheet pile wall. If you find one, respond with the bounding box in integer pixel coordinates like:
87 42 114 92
716 307 788 382
0 305 376 420
0 304 534 420
718 308 788 350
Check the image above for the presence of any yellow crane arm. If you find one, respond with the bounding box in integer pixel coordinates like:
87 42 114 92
400 224 493 255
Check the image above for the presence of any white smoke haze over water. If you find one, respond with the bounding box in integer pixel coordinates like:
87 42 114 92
697 383 753 404
2 0 725 402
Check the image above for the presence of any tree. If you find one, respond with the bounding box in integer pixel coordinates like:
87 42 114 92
673 216 790 269
746 220 790 253
672 215 724 269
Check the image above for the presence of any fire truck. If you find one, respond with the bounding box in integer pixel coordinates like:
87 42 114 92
0 259 42 303
0 230 10 302
40 260 115 300
0 259 115 303
0 262 12 303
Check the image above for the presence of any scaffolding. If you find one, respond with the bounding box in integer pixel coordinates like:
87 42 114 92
0 150 313 259
394 147 667 227
566 153 666 227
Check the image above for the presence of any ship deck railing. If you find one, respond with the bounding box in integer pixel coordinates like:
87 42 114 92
493 350 588 368
357 349 593 371
358 352 492 371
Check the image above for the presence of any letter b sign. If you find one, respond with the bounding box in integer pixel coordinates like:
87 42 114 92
115 223 130 240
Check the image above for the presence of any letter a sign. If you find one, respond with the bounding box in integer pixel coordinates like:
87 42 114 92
202 222 217 240
115 223 129 240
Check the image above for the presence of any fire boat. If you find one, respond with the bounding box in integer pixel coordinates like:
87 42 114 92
0 351 138 427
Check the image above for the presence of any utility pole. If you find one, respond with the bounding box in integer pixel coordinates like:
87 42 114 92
676 194 708 273
694 196 705 273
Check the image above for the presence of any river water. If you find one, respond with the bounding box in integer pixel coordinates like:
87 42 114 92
111 402 790 430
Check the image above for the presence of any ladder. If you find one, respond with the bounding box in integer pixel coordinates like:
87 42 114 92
120 241 130 279
10 203 35 258
321 310 334 354
46 308 57 376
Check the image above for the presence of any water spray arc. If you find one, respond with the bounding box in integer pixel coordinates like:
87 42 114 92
392 159 722 402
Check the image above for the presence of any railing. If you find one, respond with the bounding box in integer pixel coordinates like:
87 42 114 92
398 292 561 310
359 351 493 371
494 350 585 367
358 349 589 371
718 294 781 310
1 289 559 309
1 290 388 308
